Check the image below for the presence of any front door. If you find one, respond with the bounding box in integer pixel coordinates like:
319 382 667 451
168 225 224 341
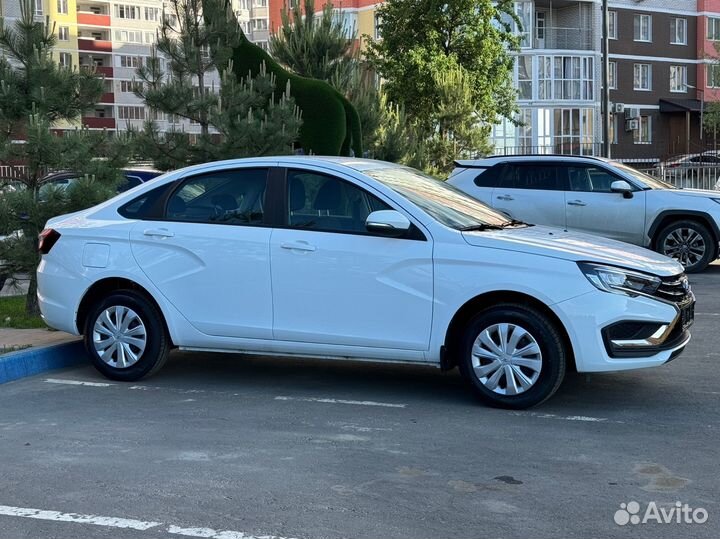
563 164 647 244
129 167 274 339
270 167 434 351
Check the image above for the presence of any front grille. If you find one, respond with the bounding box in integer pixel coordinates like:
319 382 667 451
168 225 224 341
655 274 692 304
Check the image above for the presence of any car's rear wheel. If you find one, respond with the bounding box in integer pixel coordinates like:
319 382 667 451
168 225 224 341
458 303 567 409
655 220 714 273
83 291 170 381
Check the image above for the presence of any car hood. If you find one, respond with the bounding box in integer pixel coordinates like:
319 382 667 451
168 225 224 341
462 225 684 277
666 188 720 199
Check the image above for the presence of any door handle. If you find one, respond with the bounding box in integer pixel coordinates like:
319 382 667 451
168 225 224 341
143 228 174 238
567 200 587 207
496 195 514 201
280 241 316 252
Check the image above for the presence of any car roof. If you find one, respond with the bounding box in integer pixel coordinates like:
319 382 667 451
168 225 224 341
454 155 612 168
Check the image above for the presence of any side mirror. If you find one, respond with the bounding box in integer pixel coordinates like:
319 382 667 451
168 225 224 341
365 210 411 237
611 180 634 199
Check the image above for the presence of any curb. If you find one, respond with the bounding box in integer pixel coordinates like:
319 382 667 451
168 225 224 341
0 340 88 385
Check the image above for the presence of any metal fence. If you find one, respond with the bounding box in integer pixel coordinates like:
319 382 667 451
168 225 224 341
639 166 720 191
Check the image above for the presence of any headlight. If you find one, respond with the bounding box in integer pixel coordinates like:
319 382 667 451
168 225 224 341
577 262 661 297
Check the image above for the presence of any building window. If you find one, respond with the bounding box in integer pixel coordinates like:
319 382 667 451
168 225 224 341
608 11 617 40
251 18 267 31
33 0 43 16
115 30 143 43
257 40 269 51
537 55 594 101
56 0 67 14
554 108 595 154
374 12 381 40
490 117 518 153
515 2 532 48
634 115 652 144
671 17 687 45
116 4 139 19
609 114 618 145
609 61 617 89
58 52 72 68
117 55 143 68
253 0 267 5
118 106 145 120
517 55 532 99
633 63 651 91
708 17 720 41
633 14 652 42
120 80 143 93
58 26 69 41
708 64 720 88
670 65 687 92
144 7 159 21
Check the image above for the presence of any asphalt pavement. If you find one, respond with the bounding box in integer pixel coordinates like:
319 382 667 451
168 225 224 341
0 264 719 539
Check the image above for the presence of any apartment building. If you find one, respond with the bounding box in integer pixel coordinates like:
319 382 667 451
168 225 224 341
0 0 270 134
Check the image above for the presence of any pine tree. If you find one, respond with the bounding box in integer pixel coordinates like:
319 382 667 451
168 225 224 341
269 0 357 91
0 0 130 315
135 0 301 169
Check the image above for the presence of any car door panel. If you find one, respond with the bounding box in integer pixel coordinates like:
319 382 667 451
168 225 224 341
564 165 647 244
129 167 274 339
270 168 434 352
491 163 567 228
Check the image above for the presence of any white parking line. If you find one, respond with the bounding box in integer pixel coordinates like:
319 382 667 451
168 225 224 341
511 411 623 423
0 505 160 530
0 504 297 539
275 396 406 408
44 378 113 387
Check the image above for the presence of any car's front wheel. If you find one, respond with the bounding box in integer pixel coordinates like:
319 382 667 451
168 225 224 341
458 303 567 409
655 220 714 273
83 291 170 381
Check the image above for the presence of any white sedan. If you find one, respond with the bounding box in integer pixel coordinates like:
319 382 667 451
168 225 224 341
37 157 694 408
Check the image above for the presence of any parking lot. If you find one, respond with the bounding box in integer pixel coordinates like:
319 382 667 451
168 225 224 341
0 264 718 539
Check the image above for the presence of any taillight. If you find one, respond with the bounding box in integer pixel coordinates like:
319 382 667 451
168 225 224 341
38 228 61 254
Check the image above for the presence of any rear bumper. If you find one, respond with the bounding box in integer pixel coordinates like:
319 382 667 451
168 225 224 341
553 291 691 373
37 257 87 336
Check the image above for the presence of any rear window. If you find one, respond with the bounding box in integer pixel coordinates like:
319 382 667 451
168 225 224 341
118 184 170 219
473 165 505 188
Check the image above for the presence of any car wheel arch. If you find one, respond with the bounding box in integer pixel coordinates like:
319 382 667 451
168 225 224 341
441 290 576 373
76 277 172 344
649 211 720 257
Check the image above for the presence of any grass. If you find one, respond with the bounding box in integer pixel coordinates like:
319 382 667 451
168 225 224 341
0 295 46 329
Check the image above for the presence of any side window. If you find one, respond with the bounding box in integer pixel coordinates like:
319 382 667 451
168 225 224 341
118 183 169 219
567 166 623 193
502 164 567 190
165 168 268 225
473 165 505 188
287 170 391 233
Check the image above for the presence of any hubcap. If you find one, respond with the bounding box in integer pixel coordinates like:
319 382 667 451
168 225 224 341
470 323 542 396
93 306 147 369
662 228 706 268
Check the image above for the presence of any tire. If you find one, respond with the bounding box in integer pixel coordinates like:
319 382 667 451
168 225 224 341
83 291 170 381
654 220 715 273
457 303 567 409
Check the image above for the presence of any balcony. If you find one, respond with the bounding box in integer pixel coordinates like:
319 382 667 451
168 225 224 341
78 38 112 53
77 12 111 26
99 92 114 103
80 65 113 78
82 117 116 129
533 27 593 51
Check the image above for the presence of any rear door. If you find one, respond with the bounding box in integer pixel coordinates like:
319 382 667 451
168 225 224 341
491 162 568 228
563 164 646 244
129 166 275 339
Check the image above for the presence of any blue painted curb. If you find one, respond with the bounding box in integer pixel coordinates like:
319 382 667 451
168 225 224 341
0 340 89 385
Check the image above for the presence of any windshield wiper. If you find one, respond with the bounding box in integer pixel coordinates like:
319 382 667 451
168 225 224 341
460 224 505 231
503 219 529 228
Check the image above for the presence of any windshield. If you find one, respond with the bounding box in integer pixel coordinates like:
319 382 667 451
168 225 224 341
610 161 678 190
365 167 512 229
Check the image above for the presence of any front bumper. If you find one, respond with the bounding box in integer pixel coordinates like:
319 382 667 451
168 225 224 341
553 290 693 373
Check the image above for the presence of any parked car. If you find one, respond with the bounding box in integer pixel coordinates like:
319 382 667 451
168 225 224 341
448 155 720 272
656 151 720 169
37 157 694 409
39 166 163 196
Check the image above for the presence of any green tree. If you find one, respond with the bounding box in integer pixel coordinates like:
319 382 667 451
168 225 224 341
367 0 519 170
135 0 302 169
0 0 130 315
270 0 357 91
